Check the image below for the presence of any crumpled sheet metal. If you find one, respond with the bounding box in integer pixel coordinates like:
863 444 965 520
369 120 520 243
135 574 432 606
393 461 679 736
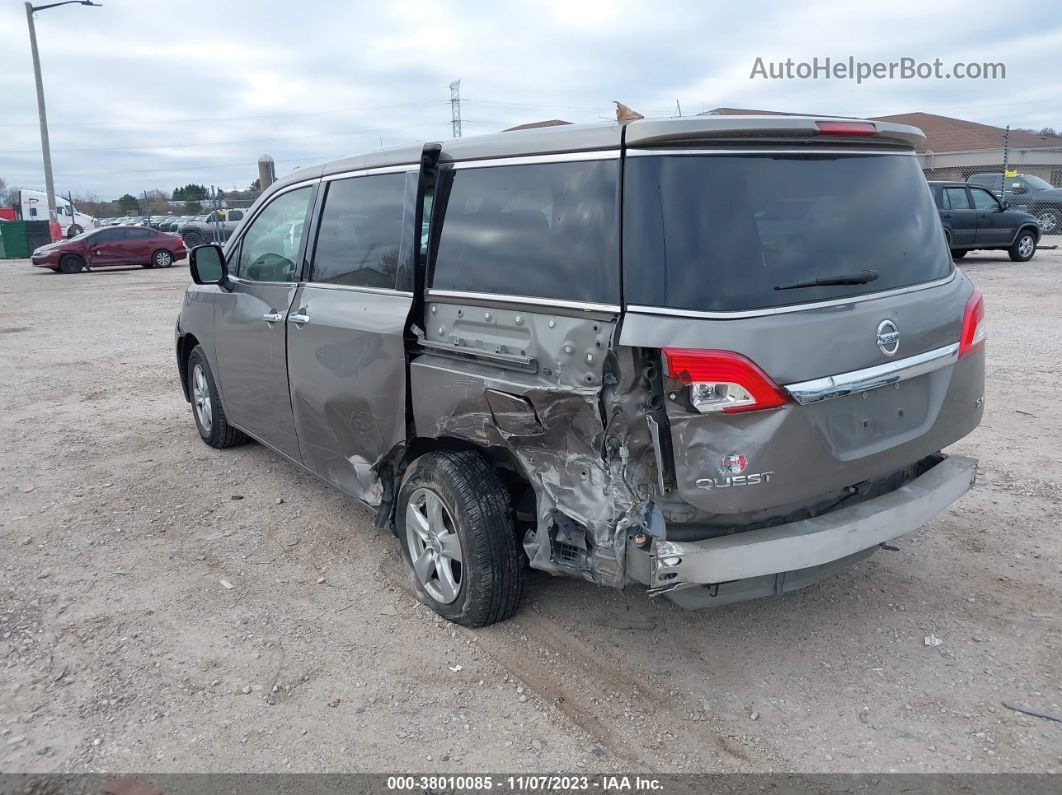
410 358 642 587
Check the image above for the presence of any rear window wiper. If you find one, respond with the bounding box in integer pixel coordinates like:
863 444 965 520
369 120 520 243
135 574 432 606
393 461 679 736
774 270 879 291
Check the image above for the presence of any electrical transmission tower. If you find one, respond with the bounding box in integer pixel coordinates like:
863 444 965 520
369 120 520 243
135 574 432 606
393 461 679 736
449 79 462 138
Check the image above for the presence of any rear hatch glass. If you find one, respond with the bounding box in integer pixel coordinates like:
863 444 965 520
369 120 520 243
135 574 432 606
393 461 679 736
623 151 951 312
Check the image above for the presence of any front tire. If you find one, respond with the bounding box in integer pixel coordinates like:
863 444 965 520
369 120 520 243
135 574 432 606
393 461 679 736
397 451 523 627
182 230 204 246
1009 230 1037 262
66 225 83 238
950 249 967 260
187 345 247 449
58 254 83 274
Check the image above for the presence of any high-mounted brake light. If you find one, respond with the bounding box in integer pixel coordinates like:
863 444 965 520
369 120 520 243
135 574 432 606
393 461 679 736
661 349 789 414
958 290 986 358
816 121 877 136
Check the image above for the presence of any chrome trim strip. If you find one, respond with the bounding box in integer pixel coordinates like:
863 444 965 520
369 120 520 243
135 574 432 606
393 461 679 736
625 272 956 320
322 164 419 181
626 148 917 157
784 343 959 405
426 288 621 314
228 276 297 287
303 282 414 297
449 150 620 169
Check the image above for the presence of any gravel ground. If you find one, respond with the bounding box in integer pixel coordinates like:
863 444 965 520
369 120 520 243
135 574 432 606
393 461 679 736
1 249 1060 774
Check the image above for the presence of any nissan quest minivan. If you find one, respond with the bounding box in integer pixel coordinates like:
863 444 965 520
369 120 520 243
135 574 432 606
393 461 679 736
175 116 985 627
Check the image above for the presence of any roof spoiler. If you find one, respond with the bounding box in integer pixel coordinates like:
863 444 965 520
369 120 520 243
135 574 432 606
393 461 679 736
624 116 925 149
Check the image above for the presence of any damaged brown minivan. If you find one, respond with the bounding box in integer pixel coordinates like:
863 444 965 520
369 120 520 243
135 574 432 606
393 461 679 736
176 116 985 626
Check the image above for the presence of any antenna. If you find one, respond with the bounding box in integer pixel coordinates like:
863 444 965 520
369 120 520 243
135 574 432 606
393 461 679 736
449 79 462 138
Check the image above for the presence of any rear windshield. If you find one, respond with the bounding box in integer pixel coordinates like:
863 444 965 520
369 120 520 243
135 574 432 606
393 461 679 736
623 152 951 312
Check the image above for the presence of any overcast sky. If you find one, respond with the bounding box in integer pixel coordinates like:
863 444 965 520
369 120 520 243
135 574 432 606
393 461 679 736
1 0 1059 201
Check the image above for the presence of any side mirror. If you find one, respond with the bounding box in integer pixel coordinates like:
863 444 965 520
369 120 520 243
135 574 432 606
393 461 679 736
1001 201 1010 209
189 244 229 286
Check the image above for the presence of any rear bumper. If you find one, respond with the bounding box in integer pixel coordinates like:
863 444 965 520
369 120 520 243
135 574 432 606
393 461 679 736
635 454 977 602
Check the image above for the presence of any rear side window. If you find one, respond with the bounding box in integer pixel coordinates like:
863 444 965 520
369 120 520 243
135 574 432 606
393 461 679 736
431 160 618 304
310 173 405 289
944 187 971 209
624 152 952 312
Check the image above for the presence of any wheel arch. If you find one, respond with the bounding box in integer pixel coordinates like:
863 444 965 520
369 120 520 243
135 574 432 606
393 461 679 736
1013 222 1041 244
376 435 536 541
177 332 200 402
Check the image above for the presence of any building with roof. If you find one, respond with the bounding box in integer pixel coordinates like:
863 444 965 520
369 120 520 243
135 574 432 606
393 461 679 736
702 107 1062 184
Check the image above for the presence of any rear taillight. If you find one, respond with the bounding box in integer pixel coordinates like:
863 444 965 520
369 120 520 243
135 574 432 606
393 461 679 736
816 120 876 136
175 236 184 246
661 349 789 414
959 289 986 358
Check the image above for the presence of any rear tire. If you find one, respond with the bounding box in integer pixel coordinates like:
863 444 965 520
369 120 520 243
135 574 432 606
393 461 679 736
397 451 524 627
1009 230 1037 262
182 230 204 246
66 225 83 238
187 345 248 449
950 249 967 260
1035 206 1061 235
58 254 83 274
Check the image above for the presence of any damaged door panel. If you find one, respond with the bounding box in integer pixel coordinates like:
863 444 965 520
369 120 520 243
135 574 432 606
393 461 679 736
412 298 642 585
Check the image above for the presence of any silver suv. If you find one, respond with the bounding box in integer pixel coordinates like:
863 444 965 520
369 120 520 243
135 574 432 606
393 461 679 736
175 116 985 627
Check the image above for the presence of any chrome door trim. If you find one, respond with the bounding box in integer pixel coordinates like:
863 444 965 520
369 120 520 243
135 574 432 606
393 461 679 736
322 164 420 182
449 150 620 170
303 281 414 298
426 288 620 315
784 343 959 405
625 273 957 320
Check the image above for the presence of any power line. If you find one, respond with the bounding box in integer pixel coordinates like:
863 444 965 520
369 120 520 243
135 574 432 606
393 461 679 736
0 100 450 129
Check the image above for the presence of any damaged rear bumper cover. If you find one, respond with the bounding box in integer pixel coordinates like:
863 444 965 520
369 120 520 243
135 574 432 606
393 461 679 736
633 455 977 608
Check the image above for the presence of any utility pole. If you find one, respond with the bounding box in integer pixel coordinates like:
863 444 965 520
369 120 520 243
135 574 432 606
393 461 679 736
24 1 101 240
449 79 462 139
675 99 682 117
1001 124 1011 204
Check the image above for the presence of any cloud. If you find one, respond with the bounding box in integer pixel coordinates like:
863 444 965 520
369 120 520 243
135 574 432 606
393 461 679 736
0 0 1058 199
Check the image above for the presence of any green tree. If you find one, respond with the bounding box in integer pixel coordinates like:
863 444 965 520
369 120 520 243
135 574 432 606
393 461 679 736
172 183 208 202
117 194 141 215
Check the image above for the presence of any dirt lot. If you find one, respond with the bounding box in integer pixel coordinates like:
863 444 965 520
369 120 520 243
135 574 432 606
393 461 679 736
1 249 1061 775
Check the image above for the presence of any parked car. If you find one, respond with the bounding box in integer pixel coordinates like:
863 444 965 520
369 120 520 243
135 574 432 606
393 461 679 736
179 209 247 246
176 117 984 627
930 181 1040 262
966 172 1062 234
159 216 184 232
31 226 187 273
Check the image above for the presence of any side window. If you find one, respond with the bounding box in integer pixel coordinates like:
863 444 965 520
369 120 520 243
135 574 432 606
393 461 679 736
236 186 313 282
937 188 950 210
431 160 619 303
95 228 120 242
944 187 971 210
971 187 1000 211
310 173 405 289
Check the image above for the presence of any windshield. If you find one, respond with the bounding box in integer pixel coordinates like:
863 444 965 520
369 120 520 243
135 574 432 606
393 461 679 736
623 151 952 312
1023 175 1053 190
68 229 96 242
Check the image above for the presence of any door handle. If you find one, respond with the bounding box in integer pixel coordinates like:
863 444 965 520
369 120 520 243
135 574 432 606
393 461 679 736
262 312 283 323
288 311 310 327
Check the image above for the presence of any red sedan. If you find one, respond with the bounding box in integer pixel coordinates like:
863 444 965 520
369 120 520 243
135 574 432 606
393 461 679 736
31 226 188 274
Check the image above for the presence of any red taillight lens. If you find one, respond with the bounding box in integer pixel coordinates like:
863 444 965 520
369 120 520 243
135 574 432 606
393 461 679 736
175 236 184 246
959 289 986 358
816 120 876 136
661 349 789 414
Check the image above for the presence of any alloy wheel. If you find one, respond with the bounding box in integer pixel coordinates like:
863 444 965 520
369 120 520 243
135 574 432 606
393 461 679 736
192 363 212 434
405 487 464 604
